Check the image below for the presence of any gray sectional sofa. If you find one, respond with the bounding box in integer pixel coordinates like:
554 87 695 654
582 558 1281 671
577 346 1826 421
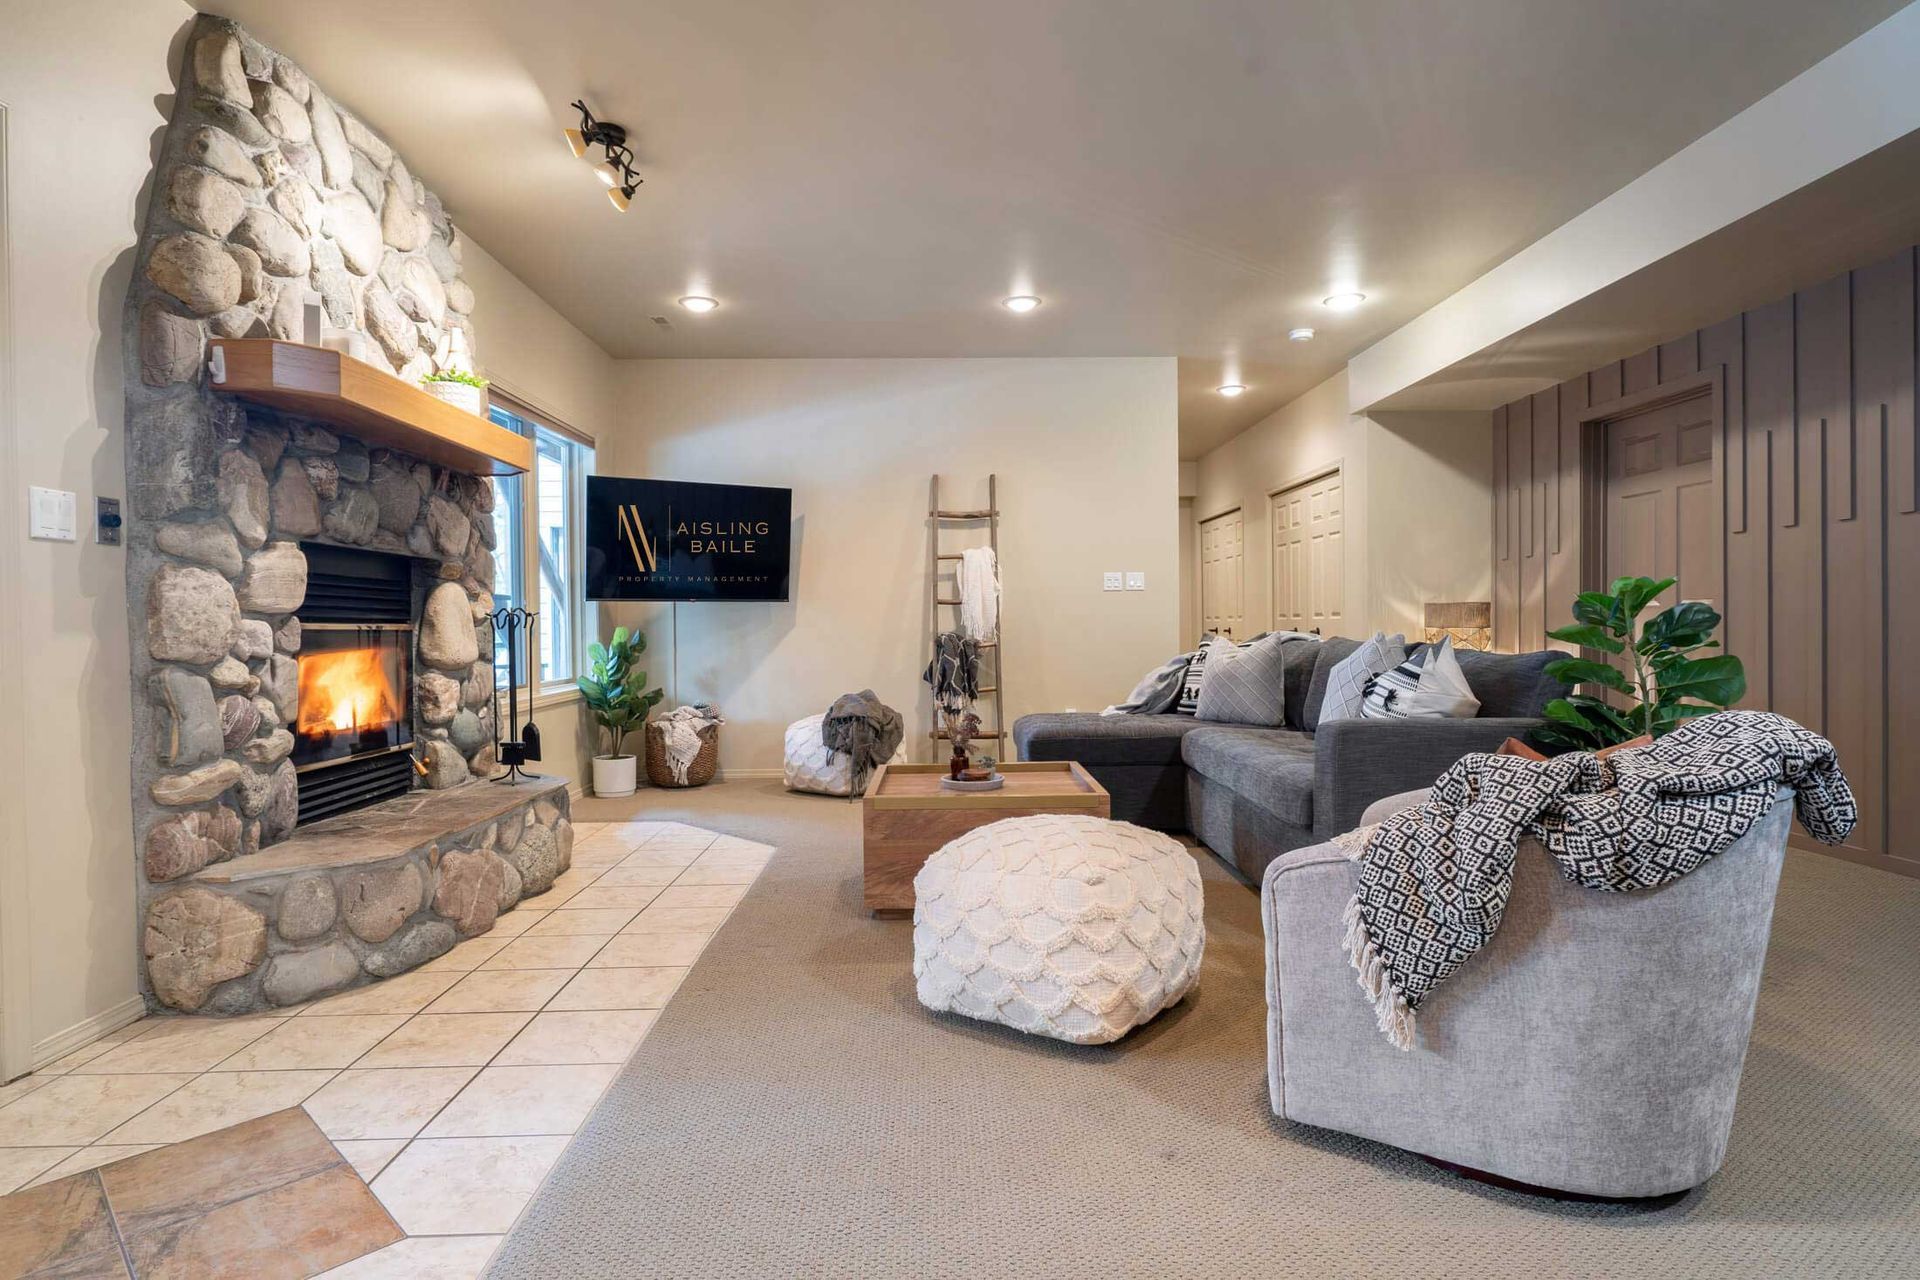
1012 637 1566 880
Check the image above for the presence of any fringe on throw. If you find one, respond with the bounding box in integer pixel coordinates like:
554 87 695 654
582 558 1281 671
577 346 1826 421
1342 896 1415 1051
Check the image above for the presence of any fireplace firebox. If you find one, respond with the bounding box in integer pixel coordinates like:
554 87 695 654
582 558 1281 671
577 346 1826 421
292 544 419 824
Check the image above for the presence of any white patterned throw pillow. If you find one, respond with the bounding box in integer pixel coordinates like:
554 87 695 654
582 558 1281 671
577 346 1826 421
1318 631 1406 723
1360 634 1481 720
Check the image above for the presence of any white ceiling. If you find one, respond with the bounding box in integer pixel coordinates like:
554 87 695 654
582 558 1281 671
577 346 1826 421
200 0 1908 456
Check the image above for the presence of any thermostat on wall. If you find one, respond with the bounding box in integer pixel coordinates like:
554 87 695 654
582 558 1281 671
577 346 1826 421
28 486 78 542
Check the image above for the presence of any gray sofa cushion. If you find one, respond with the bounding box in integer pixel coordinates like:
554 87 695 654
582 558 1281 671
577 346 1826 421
1405 644 1566 718
1011 713 1207 767
1302 636 1360 731
1182 727 1316 826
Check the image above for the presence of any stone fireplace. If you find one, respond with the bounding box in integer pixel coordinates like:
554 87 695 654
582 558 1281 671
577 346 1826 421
124 16 572 1015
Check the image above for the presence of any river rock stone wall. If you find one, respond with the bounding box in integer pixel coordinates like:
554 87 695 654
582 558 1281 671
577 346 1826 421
147 786 573 1013
123 16 526 1012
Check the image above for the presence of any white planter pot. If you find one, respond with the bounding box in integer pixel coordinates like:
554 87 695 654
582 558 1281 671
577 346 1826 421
592 754 637 798
422 380 487 416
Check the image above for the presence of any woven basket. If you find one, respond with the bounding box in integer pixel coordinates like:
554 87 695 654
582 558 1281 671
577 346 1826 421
645 721 720 788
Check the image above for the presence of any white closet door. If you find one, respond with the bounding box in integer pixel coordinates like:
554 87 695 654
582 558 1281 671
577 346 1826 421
1199 508 1244 639
1271 470 1342 635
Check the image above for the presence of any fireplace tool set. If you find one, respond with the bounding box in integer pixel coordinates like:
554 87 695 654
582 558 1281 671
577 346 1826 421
489 606 543 784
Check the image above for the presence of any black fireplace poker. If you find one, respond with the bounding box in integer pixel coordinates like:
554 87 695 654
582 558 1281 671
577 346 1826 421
488 606 543 784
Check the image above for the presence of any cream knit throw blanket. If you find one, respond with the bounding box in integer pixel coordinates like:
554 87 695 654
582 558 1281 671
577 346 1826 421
655 704 724 785
1332 711 1856 1050
958 546 999 641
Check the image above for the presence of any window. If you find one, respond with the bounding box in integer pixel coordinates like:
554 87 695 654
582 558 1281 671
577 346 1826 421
486 400 596 694
487 467 523 689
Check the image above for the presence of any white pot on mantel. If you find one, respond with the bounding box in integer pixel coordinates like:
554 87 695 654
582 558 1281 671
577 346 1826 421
592 753 638 798
422 379 487 416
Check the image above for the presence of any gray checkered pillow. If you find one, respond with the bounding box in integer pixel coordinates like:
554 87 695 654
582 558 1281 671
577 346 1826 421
1195 632 1291 726
1317 631 1406 724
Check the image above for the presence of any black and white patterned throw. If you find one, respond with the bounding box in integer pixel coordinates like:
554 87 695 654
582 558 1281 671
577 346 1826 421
1334 710 1856 1049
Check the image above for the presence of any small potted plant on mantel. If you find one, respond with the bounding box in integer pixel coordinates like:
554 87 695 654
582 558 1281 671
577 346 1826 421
578 626 664 797
420 368 489 416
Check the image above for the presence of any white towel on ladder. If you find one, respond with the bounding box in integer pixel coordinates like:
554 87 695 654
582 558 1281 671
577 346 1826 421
958 546 1000 641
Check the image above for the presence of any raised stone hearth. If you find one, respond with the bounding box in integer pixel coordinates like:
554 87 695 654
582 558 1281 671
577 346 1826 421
122 16 531 1014
144 779 572 1012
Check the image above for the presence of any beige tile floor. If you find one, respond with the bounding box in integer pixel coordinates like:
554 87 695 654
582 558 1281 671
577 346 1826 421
0 818 771 1279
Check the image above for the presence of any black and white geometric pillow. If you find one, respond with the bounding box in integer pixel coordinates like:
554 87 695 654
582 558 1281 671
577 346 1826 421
1360 650 1425 719
1318 632 1406 723
1361 634 1481 720
1173 637 1217 715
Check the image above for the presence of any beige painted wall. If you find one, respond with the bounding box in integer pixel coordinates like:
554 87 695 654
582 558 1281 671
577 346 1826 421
0 0 196 1065
603 357 1180 772
0 3 617 1064
1191 369 1492 643
1364 410 1495 637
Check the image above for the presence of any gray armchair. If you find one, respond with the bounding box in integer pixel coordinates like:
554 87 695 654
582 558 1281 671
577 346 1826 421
1261 786 1793 1198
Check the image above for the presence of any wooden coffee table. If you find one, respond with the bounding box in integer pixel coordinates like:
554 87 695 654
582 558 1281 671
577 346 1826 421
861 761 1110 915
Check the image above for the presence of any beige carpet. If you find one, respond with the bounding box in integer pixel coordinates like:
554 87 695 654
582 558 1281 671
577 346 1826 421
487 780 1920 1278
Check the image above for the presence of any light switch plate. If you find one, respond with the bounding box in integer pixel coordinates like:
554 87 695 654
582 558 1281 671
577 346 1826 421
1125 571 1146 591
28 486 78 541
1103 571 1123 591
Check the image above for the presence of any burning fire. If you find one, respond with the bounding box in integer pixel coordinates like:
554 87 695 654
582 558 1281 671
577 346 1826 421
298 648 400 735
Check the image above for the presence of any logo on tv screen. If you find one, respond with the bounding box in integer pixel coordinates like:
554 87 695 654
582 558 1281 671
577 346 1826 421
584 476 792 602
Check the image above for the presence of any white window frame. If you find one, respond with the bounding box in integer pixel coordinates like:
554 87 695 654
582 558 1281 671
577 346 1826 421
486 393 597 708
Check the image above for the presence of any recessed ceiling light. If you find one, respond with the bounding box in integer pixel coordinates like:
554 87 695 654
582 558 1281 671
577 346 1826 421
1288 327 1316 342
1216 383 1246 397
677 295 719 313
1001 295 1042 314
1321 292 1366 311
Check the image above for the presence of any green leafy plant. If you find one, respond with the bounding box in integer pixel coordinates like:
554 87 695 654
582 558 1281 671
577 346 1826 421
1536 575 1747 751
577 626 664 759
421 368 490 388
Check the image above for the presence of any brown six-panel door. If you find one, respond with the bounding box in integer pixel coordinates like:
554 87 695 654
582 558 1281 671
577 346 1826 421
1602 392 1722 617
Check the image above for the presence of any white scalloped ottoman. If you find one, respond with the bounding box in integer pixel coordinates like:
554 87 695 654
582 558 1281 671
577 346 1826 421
911 813 1205 1044
782 713 903 797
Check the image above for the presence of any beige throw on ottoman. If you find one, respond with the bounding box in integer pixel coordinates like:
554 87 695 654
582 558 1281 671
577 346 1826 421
912 814 1205 1044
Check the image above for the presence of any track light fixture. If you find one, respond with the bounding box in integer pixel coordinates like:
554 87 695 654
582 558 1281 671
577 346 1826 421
565 100 642 213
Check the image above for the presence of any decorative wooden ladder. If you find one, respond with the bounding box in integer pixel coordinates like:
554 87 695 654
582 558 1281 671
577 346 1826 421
927 474 1004 756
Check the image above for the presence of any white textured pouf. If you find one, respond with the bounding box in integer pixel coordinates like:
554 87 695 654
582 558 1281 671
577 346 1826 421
782 713 904 796
912 813 1205 1044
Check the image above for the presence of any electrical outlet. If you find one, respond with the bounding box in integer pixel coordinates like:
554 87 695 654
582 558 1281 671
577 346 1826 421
1125 571 1146 591
1103 571 1123 591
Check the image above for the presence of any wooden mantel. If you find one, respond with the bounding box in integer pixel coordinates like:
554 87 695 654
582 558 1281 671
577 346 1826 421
207 339 532 476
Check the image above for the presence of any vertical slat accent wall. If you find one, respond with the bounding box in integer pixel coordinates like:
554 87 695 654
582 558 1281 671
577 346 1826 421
1547 374 1586 654
1489 249 1918 876
1493 405 1514 652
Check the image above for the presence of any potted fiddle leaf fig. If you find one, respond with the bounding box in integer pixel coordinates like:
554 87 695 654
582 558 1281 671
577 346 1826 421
1535 576 1747 752
578 625 664 797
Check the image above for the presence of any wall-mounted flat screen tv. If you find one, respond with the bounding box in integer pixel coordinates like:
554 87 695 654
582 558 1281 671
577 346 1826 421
584 476 792 602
